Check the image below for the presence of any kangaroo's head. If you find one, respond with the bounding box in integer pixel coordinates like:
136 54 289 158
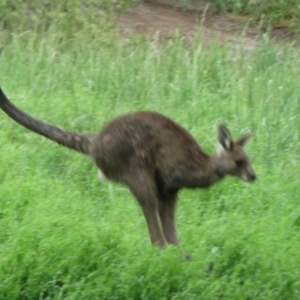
214 124 256 182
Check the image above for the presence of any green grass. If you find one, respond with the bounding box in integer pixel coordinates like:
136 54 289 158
210 0 300 33
0 30 300 299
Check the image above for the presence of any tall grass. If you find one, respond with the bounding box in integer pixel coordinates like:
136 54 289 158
0 0 137 43
211 0 300 33
0 29 300 299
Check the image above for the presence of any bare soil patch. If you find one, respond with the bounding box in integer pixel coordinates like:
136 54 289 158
117 1 295 51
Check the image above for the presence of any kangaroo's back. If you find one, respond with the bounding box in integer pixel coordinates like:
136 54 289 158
91 111 210 182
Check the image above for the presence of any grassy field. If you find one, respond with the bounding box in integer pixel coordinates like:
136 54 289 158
0 29 300 299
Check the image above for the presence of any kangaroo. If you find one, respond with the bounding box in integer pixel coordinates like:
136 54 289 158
0 88 256 247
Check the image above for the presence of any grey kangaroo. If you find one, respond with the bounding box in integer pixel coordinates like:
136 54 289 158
0 88 256 247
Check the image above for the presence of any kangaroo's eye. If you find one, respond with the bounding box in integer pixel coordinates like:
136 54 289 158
235 159 244 167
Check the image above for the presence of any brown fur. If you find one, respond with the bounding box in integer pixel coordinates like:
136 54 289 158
0 88 256 247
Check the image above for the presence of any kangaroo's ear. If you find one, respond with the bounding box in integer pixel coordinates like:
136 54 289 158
236 132 254 148
218 124 233 150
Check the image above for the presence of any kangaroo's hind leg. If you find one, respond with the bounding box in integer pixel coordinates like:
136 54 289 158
124 168 166 248
158 192 179 245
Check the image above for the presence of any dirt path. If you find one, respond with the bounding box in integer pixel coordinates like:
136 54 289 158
117 1 294 51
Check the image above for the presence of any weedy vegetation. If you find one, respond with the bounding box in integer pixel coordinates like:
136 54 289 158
0 1 300 299
210 0 300 33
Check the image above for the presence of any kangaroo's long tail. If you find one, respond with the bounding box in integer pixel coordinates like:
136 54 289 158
0 88 93 155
